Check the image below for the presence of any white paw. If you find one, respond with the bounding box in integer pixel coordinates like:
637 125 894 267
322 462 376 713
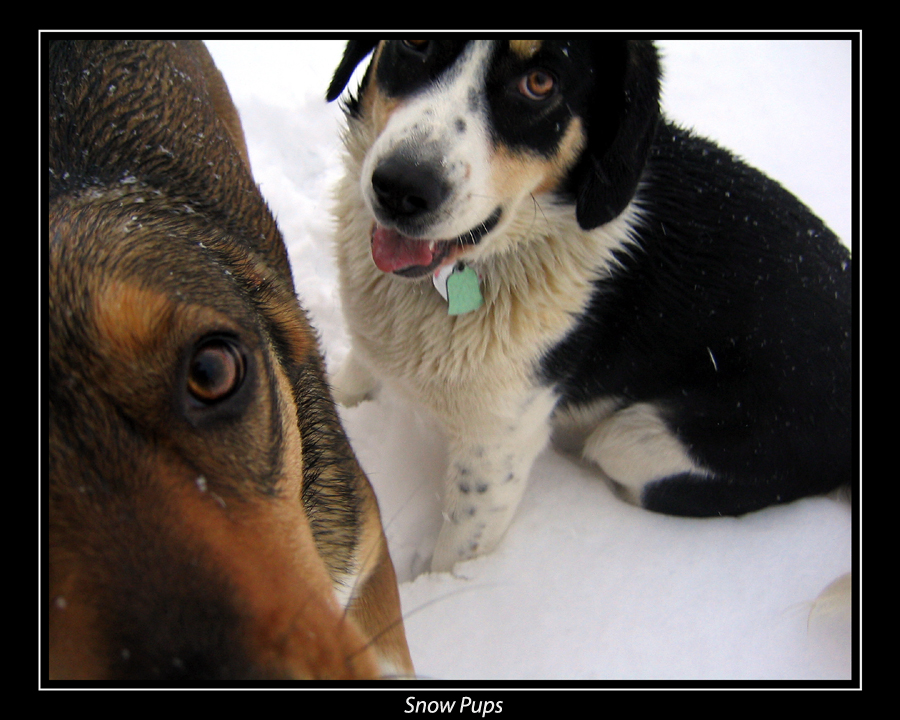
429 511 510 573
331 353 380 407
430 521 482 572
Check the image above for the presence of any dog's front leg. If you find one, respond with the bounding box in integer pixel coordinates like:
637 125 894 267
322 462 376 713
431 388 557 572
332 350 381 407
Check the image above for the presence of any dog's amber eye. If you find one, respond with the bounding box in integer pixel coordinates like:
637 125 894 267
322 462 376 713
402 40 430 54
518 70 556 101
187 338 245 404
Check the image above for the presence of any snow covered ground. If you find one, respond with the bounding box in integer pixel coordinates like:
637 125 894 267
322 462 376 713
205 38 857 684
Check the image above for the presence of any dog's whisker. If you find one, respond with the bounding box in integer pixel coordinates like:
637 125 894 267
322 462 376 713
346 580 507 679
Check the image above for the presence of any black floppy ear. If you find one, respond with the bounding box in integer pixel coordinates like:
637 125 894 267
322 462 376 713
573 40 661 230
326 40 380 102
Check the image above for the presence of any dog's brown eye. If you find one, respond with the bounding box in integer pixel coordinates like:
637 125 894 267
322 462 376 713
402 40 430 54
187 338 245 404
518 70 556 101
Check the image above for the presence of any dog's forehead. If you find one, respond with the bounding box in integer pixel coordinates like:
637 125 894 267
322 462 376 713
50 194 264 344
369 39 591 97
366 39 563 122
372 40 491 97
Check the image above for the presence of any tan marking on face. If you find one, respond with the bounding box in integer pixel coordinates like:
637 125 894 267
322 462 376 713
155 371 380 679
490 117 587 200
510 40 543 59
360 43 405 136
367 86 405 138
94 281 176 358
48 558 107 679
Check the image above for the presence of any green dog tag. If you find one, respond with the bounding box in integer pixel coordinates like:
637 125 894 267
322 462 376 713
445 264 483 315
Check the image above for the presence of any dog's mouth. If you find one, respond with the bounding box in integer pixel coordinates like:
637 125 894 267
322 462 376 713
370 208 502 278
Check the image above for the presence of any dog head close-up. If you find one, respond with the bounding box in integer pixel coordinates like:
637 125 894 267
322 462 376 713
327 39 660 279
47 40 412 681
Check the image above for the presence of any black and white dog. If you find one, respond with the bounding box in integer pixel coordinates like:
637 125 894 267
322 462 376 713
326 40 853 572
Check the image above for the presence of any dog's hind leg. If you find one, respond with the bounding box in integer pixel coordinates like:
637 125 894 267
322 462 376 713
583 401 837 516
581 402 715 509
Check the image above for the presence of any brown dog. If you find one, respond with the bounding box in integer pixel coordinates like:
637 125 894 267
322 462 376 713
47 39 413 681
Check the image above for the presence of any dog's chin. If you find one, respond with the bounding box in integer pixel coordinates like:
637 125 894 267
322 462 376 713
370 207 502 279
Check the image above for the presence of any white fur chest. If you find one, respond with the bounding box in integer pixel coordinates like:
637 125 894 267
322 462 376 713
332 138 639 429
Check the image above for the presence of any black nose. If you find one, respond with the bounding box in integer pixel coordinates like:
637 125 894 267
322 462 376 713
371 155 450 221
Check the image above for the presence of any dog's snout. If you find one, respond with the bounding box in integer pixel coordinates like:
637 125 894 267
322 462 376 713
371 155 449 221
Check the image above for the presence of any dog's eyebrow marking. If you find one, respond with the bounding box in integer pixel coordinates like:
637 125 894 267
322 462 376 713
95 280 176 356
510 40 543 59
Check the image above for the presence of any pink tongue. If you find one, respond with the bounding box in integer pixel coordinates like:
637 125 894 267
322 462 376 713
371 225 435 273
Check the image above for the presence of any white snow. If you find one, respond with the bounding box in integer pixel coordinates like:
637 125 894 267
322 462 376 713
205 38 857 684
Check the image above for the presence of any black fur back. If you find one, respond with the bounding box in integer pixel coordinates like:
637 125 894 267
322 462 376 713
542 120 852 514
